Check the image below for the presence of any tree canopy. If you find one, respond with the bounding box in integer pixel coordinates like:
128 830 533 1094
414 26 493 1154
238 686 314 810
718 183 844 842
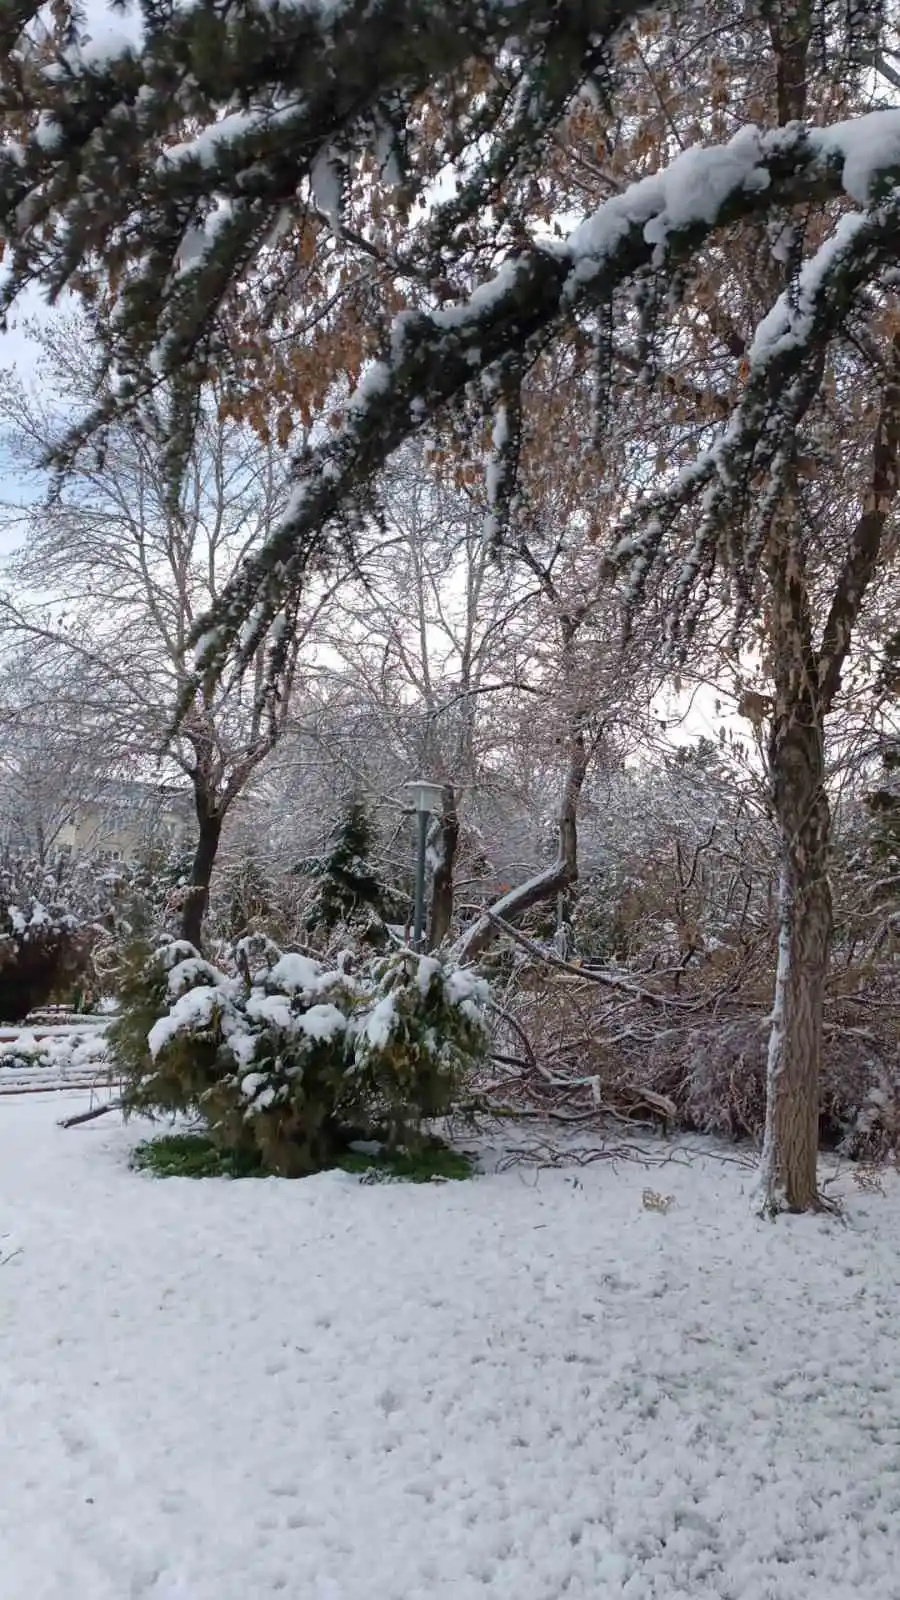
1 0 899 693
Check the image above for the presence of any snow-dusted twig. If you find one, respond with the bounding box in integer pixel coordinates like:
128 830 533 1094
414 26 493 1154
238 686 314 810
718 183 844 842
487 998 537 1068
493 1135 694 1172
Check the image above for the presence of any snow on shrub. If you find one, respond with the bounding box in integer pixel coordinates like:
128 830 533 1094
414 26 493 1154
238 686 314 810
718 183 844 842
114 935 490 1176
0 860 89 1022
108 936 232 1116
0 848 175 1021
0 1027 110 1081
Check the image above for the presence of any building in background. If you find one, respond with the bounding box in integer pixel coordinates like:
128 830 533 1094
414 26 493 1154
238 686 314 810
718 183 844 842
55 779 193 864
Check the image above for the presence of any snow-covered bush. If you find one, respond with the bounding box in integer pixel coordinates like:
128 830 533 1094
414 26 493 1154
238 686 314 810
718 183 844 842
0 858 91 1021
0 846 192 1022
0 1027 110 1083
114 936 490 1176
109 937 229 1116
353 952 489 1146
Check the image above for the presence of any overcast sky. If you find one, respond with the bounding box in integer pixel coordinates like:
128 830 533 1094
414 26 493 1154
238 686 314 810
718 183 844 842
0 3 136 548
0 296 42 556
1 286 44 382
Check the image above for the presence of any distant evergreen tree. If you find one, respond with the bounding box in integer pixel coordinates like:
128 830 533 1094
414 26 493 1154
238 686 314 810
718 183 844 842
300 799 403 946
123 841 194 940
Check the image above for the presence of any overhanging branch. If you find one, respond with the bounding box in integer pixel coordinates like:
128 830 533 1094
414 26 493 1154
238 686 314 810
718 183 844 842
196 117 900 672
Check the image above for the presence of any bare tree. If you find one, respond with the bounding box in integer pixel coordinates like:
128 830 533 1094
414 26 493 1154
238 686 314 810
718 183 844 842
0 318 333 945
289 446 660 954
0 645 114 859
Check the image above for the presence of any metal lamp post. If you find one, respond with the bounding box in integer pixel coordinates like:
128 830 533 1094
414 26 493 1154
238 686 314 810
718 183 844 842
405 779 445 950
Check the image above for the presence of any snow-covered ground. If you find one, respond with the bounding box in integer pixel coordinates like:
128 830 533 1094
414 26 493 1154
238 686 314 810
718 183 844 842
2 1098 900 1600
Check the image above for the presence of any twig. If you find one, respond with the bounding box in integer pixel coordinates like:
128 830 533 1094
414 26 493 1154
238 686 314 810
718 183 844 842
490 1052 530 1070
487 999 537 1067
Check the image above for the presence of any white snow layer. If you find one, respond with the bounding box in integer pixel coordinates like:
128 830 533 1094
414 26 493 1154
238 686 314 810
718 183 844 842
818 108 900 204
2 1097 900 1599
566 112 900 288
147 985 225 1058
268 951 324 997
0 1023 110 1092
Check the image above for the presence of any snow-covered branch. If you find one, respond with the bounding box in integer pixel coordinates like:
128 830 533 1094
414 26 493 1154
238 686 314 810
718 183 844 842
0 0 645 409
196 113 900 675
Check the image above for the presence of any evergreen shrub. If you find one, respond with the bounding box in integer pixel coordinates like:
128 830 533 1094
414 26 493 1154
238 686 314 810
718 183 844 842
112 934 490 1177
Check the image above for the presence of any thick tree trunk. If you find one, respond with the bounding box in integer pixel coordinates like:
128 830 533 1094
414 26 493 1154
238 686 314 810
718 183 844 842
759 703 832 1213
428 784 459 950
181 801 223 951
755 333 900 1213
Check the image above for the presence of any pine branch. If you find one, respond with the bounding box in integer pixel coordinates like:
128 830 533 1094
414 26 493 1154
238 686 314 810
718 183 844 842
0 0 642 358
6 8 900 694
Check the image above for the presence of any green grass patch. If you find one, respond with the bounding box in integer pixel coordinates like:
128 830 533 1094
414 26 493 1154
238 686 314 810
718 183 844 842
131 1133 266 1179
131 1131 474 1183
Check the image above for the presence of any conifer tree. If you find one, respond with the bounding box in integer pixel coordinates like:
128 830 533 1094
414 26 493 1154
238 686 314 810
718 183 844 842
301 798 401 945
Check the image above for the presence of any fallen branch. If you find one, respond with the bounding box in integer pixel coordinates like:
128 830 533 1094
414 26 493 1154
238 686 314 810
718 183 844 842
481 912 710 1009
58 1100 121 1129
493 1135 694 1172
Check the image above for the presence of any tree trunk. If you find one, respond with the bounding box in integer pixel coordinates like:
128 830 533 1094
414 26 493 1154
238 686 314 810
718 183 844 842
181 800 223 951
455 716 589 963
428 784 459 950
754 333 900 1213
759 701 832 1213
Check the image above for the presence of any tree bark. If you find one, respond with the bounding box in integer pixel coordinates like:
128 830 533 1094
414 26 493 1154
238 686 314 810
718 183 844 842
181 796 223 951
428 784 459 950
759 700 832 1212
757 337 900 1213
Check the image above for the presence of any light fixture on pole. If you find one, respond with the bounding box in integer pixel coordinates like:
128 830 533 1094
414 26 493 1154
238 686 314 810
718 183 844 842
405 779 444 950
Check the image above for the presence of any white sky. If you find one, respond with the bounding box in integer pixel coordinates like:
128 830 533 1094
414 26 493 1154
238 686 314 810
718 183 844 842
0 290 45 556
0 294 41 380
0 1 128 546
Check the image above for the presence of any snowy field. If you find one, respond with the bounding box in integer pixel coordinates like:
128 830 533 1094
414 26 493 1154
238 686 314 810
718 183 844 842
2 1098 900 1600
